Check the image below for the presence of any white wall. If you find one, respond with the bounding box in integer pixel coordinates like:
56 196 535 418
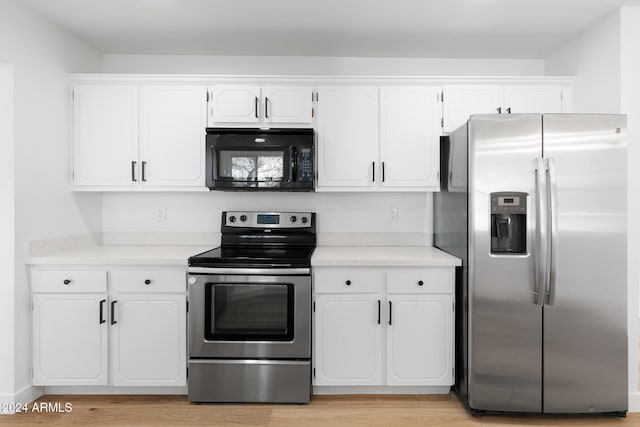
0 0 102 404
545 10 621 113
102 192 431 236
102 54 545 76
621 6 640 405
0 62 16 407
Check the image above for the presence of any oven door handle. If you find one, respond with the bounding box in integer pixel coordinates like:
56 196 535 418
187 267 310 275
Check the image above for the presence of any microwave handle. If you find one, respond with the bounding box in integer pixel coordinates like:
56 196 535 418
290 147 298 183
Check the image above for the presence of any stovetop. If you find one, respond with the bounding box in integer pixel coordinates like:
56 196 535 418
189 211 316 269
188 245 315 269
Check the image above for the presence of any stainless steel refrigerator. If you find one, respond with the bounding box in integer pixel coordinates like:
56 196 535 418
434 113 627 415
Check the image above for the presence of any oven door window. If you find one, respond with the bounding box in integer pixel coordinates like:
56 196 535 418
205 283 294 341
217 150 285 187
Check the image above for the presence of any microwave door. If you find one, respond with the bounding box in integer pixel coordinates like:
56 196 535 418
217 149 286 188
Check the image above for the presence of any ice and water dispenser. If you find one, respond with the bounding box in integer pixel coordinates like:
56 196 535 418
490 192 527 255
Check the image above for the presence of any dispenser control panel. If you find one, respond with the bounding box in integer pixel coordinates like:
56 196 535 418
491 193 527 214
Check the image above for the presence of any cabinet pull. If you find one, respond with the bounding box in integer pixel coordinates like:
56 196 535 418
377 300 381 325
131 161 137 182
110 300 118 325
497 107 502 114
142 161 147 182
372 162 375 182
388 301 392 325
144 279 151 285
345 280 351 286
63 279 71 285
99 299 106 324
506 107 512 114
255 97 259 118
265 96 269 119
418 280 424 286
382 162 385 182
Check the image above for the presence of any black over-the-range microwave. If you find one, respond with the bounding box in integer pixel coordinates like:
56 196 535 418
205 128 314 191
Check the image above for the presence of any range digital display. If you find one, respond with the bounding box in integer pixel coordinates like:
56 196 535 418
257 214 280 225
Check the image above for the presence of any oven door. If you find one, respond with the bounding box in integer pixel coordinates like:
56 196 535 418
188 272 311 359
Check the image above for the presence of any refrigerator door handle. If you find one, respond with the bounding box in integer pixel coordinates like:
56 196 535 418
546 157 558 306
535 157 548 306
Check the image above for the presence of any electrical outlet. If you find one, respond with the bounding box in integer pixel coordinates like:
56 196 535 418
155 207 166 222
389 207 398 223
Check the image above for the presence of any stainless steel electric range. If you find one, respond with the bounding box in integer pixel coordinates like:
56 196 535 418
187 211 315 403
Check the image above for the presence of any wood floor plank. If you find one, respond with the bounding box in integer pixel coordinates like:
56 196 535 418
2 394 640 426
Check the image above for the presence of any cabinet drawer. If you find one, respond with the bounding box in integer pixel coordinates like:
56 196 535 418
314 269 383 294
109 270 186 293
386 269 454 294
32 270 107 293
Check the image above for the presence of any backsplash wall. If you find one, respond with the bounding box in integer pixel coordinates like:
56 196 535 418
102 192 433 236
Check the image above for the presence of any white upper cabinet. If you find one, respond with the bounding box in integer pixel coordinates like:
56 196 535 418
73 85 139 187
502 85 566 114
442 84 571 132
379 87 441 190
208 85 313 127
73 83 208 191
139 86 206 187
442 85 501 133
263 86 313 124
316 86 379 190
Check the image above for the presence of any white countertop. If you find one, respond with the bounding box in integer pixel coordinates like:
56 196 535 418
311 246 462 267
26 245 212 266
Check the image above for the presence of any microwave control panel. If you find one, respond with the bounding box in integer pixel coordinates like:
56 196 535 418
298 148 313 182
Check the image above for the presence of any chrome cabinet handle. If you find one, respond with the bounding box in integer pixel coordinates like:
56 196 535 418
377 300 381 325
131 161 137 182
63 279 71 285
265 96 269 119
99 299 106 324
372 162 375 182
497 107 502 114
110 300 118 325
506 107 512 114
382 162 385 182
141 161 147 182
255 97 259 118
547 158 558 306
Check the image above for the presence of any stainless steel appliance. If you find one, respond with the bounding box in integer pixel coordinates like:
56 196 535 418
434 114 627 415
187 211 315 403
206 128 314 191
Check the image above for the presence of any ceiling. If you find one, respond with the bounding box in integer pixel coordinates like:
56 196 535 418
22 0 640 58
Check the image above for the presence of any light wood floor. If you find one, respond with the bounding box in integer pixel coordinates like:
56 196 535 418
1 393 639 426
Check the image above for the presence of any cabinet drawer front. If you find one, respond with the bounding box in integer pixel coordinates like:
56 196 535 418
32 270 107 293
109 270 186 293
314 269 383 293
386 269 454 294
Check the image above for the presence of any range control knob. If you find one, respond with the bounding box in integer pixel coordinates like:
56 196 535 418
188 276 197 285
301 216 309 224
290 215 297 223
240 215 247 222
229 215 236 223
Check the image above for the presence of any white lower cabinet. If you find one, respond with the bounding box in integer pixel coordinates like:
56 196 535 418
313 267 454 388
32 268 186 388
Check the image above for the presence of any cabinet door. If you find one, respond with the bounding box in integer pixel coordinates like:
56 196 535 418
380 87 441 190
32 293 108 385
263 86 313 125
316 87 378 190
314 294 383 386
502 85 564 114
139 86 207 187
111 293 186 386
73 85 138 187
209 85 260 125
442 85 501 132
386 294 453 386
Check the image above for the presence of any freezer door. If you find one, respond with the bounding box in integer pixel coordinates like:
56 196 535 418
468 114 543 412
542 114 627 413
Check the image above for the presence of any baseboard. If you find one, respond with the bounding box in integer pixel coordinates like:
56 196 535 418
313 385 451 395
43 385 187 395
0 385 43 414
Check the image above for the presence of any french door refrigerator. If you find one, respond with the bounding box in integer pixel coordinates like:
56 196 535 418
434 113 627 415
